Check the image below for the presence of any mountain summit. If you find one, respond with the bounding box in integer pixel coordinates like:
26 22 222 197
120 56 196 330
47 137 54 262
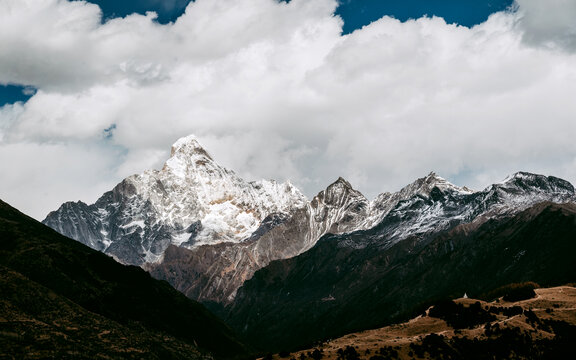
44 135 307 265
44 135 576 305
43 135 381 302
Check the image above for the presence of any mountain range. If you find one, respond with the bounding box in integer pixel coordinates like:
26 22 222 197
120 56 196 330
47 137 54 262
41 135 576 352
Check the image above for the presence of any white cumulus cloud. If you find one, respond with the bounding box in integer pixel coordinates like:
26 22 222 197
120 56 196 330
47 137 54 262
516 0 576 51
1 0 576 220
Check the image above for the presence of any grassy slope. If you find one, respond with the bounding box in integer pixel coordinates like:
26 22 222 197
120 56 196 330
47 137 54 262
266 286 576 360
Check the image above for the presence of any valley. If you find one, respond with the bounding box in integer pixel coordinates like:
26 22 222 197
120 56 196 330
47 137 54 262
266 285 576 360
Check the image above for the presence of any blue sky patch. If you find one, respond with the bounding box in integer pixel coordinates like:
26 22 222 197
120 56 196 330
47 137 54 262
84 0 514 31
335 0 514 34
0 84 36 107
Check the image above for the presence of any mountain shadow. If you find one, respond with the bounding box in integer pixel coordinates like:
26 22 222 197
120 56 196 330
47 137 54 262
0 199 249 359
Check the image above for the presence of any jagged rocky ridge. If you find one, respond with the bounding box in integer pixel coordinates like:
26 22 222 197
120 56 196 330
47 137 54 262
43 135 576 305
44 136 391 303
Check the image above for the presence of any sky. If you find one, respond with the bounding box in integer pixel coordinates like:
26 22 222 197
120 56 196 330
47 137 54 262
1 0 576 220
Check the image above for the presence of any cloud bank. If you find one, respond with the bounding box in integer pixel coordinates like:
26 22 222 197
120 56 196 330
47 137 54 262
1 0 576 219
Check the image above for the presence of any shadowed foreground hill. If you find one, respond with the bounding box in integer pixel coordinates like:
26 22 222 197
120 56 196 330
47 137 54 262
0 199 249 359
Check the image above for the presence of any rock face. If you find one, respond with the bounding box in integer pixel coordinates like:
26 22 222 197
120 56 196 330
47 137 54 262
43 134 576 306
44 135 308 266
43 135 388 303
334 171 575 250
147 176 381 304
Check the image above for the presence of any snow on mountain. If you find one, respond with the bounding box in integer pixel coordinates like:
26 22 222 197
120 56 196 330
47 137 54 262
359 172 473 229
43 135 576 304
44 135 307 265
146 175 391 304
337 171 576 250
482 171 575 214
153 135 307 247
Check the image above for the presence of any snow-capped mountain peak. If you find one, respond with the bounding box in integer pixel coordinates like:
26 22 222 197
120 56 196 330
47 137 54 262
408 172 473 197
44 135 308 265
362 172 472 229
171 134 204 152
316 177 366 207
476 171 575 216
496 171 574 194
162 135 229 182
43 136 576 306
170 134 211 157
339 170 576 250
332 176 353 188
